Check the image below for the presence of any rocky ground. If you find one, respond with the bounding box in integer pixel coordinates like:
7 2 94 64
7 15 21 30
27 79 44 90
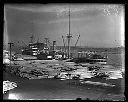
4 60 124 80
3 60 124 89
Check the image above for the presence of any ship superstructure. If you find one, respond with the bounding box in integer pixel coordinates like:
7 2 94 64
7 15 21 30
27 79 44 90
21 35 49 57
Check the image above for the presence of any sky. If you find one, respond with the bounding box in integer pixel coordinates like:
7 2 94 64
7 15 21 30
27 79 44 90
4 4 125 49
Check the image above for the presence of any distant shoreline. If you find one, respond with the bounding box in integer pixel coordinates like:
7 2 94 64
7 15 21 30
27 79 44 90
5 46 125 54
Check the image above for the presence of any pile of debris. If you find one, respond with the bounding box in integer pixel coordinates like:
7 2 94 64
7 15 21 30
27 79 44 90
4 60 124 81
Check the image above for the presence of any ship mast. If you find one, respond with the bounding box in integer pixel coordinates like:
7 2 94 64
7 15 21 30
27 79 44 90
67 6 72 58
62 36 66 52
30 34 34 43
44 37 48 47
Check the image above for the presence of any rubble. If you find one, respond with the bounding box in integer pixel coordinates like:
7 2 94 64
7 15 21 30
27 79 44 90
3 60 124 82
107 71 123 79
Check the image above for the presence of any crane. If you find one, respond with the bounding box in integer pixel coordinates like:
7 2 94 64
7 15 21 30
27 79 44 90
22 41 28 47
74 34 80 47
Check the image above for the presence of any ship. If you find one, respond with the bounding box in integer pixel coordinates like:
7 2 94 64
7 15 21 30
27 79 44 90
21 35 47 59
20 6 80 60
21 35 66 60
63 7 108 64
21 6 108 62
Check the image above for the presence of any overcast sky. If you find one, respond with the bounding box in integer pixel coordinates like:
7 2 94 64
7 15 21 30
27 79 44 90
4 4 124 48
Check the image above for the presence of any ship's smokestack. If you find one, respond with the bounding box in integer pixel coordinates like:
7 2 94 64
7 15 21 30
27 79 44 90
53 41 56 51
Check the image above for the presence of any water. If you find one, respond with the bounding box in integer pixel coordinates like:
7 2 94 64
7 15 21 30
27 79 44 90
3 52 125 100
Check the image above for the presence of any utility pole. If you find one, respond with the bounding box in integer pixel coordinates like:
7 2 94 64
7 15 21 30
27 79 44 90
8 42 14 66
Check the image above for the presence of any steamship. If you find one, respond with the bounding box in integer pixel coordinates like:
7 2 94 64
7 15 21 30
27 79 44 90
21 36 66 60
21 7 107 63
